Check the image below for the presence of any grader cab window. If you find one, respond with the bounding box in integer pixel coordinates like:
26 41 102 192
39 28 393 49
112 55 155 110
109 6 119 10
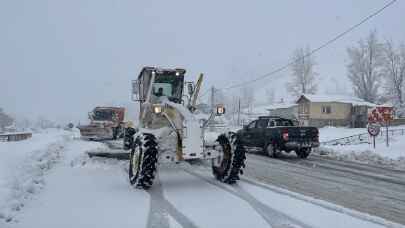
152 73 184 103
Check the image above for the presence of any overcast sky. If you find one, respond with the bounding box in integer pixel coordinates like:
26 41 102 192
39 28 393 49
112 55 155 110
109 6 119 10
1 0 404 123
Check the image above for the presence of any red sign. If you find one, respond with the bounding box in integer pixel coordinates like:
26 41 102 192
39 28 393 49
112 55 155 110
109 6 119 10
368 107 393 123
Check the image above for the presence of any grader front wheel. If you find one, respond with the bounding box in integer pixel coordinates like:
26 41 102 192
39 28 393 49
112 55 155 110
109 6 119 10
212 132 246 184
129 133 158 189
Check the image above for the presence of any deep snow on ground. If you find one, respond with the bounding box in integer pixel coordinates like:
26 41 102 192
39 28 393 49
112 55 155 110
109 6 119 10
318 126 405 168
319 125 405 142
1 130 404 228
319 126 369 142
12 159 149 228
0 129 105 224
0 129 70 222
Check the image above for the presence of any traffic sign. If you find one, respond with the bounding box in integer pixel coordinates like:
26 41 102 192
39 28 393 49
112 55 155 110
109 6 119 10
368 106 393 123
367 123 381 137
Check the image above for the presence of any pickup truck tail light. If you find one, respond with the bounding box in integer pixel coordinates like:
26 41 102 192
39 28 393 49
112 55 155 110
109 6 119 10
282 130 289 141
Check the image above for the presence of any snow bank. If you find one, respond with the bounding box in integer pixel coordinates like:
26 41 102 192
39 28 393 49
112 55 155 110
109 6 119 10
13 155 149 228
0 129 105 224
318 126 405 169
319 125 405 143
318 145 405 170
1 129 148 228
319 126 368 142
0 130 69 222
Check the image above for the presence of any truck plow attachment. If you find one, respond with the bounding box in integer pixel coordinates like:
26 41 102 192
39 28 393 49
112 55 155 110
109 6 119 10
86 140 129 160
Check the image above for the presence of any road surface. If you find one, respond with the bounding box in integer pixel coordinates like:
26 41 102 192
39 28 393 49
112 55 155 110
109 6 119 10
244 152 405 225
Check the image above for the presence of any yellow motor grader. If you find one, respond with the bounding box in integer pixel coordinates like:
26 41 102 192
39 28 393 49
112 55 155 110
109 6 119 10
124 66 246 189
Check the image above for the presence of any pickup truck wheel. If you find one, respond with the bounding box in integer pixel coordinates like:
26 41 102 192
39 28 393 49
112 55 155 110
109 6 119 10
264 143 281 158
264 144 274 157
297 148 311 159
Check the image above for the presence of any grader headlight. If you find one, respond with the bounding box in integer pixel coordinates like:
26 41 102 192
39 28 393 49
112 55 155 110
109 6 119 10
216 105 226 116
153 104 163 114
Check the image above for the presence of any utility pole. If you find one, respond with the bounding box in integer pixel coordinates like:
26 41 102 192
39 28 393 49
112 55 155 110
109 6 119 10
237 98 241 126
211 86 215 111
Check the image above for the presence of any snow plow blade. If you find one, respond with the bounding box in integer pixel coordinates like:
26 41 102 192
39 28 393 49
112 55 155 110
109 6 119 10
87 152 130 160
77 125 114 141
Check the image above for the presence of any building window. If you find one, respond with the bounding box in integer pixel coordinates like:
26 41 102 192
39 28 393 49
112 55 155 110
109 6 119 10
304 104 309 113
321 106 331 114
299 103 309 114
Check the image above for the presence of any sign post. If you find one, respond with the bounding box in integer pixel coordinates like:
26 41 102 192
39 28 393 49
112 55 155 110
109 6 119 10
367 123 381 149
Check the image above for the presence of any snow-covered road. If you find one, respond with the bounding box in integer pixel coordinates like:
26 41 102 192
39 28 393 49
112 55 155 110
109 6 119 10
1 130 404 228
244 153 405 225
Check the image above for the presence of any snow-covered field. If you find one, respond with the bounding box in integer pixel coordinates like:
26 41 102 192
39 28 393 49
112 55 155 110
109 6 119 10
1 129 404 228
0 129 106 223
318 126 405 169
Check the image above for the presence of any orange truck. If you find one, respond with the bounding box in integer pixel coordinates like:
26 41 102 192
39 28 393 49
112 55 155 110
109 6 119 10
78 107 125 140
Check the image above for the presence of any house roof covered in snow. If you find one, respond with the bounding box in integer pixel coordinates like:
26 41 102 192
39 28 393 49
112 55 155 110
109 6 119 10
297 94 378 107
266 103 297 110
241 105 269 115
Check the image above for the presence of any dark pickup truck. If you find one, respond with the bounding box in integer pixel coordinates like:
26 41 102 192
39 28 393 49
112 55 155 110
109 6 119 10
237 116 319 158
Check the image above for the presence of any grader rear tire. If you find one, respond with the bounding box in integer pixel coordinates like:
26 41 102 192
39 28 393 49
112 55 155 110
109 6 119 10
212 132 246 184
129 133 158 189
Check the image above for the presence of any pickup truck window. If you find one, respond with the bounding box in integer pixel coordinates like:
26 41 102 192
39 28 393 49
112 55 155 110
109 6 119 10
275 119 293 126
266 119 294 127
247 121 256 129
256 119 269 128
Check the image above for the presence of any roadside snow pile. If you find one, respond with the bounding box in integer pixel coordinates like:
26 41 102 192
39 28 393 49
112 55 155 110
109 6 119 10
318 126 405 169
319 144 405 170
319 126 368 142
0 129 105 224
0 130 71 222
319 125 405 142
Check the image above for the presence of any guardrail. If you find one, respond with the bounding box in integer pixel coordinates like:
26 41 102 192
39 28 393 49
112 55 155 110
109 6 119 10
321 128 405 146
0 132 33 142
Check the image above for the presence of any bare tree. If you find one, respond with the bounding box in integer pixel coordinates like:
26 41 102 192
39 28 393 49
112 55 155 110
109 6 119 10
287 46 318 96
382 40 405 115
347 31 384 103
240 86 255 113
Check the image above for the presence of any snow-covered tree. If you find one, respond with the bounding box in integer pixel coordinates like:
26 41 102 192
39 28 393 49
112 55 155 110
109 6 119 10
287 46 318 96
0 108 14 131
347 31 385 103
382 40 405 116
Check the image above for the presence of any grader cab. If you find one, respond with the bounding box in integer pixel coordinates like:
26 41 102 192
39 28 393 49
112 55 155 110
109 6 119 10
125 67 246 189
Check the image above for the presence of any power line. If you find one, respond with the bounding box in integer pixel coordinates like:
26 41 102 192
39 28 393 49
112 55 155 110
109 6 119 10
212 0 397 92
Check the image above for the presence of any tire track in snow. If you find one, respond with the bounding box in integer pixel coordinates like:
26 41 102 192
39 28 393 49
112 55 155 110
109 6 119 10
183 168 312 228
244 153 405 226
280 155 405 187
146 173 198 228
